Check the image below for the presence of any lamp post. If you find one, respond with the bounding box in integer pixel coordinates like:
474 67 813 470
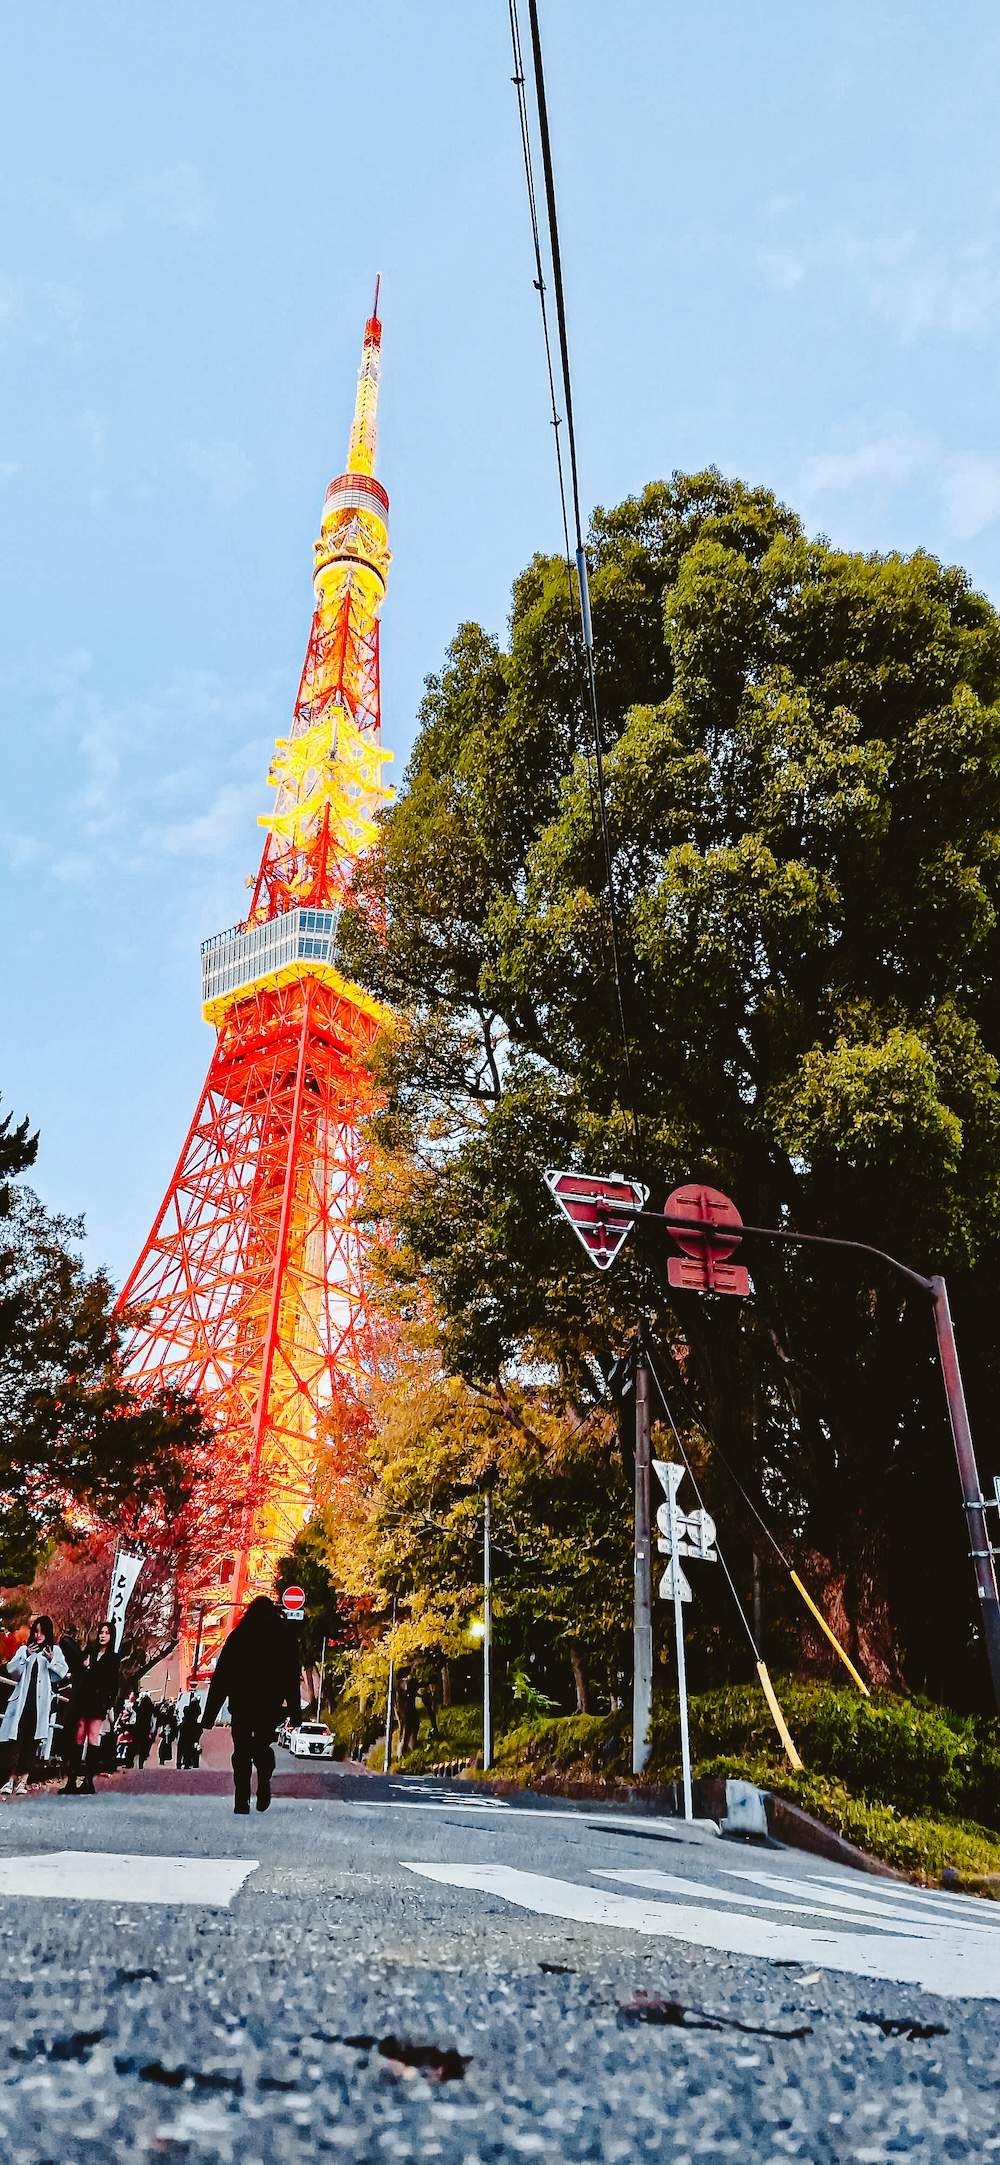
382 1597 397 1776
483 1494 493 1772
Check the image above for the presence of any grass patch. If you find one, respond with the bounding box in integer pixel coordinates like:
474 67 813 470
414 1684 1000 1884
391 1703 484 1774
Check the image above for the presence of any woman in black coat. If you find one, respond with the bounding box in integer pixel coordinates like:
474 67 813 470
201 1597 302 1814
61 1622 120 1795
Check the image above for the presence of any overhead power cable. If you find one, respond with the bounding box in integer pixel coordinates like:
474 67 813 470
643 1340 870 1700
508 0 640 1153
642 1341 805 1769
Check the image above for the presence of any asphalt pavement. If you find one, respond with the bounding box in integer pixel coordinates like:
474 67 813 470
0 1742 995 2162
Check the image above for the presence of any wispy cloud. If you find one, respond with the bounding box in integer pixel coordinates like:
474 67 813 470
0 658 284 906
757 223 1000 343
797 418 1000 543
186 437 252 506
162 780 263 858
139 164 211 232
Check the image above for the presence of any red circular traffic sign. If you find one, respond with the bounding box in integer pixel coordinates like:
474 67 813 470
281 1585 306 1614
665 1183 743 1259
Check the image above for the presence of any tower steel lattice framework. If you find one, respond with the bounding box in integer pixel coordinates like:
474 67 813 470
118 295 393 1643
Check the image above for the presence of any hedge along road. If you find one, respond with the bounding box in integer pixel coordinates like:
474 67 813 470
0 1750 995 2162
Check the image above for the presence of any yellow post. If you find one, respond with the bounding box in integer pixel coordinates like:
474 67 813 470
790 1572 870 1696
756 1662 803 1771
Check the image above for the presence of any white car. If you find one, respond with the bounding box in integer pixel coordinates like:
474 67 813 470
286 1722 336 1760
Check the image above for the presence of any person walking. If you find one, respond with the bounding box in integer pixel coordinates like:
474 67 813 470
201 1597 302 1814
53 1629 84 1768
61 1621 120 1794
0 1618 69 1796
133 1692 156 1769
176 1696 202 1770
156 1698 177 1764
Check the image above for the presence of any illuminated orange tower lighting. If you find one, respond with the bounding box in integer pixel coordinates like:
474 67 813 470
118 290 393 1630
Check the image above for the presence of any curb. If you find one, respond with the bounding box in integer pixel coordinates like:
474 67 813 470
763 1791 906 1879
430 1767 905 1878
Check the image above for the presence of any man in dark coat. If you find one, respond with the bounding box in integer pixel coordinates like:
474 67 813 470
201 1597 301 1814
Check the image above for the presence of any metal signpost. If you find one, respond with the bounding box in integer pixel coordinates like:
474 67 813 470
653 1461 717 1819
545 1168 653 1772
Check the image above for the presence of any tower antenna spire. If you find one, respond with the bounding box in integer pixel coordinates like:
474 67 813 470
348 278 383 477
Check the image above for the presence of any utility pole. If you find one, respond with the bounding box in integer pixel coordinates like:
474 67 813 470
382 1597 397 1776
317 1636 328 1720
633 1354 653 1774
930 1277 1000 1700
482 1494 494 1770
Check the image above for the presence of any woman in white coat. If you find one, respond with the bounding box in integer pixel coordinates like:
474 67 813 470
0 1617 69 1795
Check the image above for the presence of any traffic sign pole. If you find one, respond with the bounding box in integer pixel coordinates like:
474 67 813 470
664 1471 693 1821
632 1358 653 1775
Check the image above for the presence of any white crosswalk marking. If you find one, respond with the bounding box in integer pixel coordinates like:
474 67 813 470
403 1860 1000 2000
728 1866 1000 1935
592 1866 943 1936
0 1851 258 1906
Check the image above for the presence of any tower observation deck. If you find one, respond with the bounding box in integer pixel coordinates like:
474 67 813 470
117 294 394 1664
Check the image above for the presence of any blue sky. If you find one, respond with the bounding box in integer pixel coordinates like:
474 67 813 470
3 1 1000 1283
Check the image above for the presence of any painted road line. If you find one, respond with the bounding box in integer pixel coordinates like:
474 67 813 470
806 1866 1000 1921
402 1861 1000 1999
369 1799 721 1842
591 1867 940 1936
727 1867 1000 1934
0 1852 259 1905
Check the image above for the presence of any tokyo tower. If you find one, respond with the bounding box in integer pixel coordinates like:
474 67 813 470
118 291 393 1638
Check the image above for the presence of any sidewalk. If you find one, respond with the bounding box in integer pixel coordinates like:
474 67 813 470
96 1726 379 1800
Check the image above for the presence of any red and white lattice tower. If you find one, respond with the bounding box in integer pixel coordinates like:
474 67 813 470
118 292 393 1656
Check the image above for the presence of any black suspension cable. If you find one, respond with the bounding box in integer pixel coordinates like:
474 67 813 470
507 1 608 917
510 0 640 1151
507 0 572 569
642 1341 762 1659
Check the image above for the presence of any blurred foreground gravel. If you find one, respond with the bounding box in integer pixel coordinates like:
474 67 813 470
0 1770 994 2164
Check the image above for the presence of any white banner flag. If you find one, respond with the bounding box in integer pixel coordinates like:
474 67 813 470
108 1550 145 1644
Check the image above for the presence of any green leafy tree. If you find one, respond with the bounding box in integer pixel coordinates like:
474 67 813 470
320 1342 632 1718
274 1519 347 1670
0 1099 217 1584
341 473 1000 1704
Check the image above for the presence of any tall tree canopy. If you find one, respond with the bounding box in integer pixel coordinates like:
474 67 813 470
0 1098 217 1584
341 473 1000 1704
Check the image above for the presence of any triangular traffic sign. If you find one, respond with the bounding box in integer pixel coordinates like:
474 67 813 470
545 1169 649 1272
658 1556 692 1603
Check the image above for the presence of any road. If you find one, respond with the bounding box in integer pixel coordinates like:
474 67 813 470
0 1744 995 2161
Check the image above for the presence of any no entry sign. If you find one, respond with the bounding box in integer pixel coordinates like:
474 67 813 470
281 1585 306 1616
